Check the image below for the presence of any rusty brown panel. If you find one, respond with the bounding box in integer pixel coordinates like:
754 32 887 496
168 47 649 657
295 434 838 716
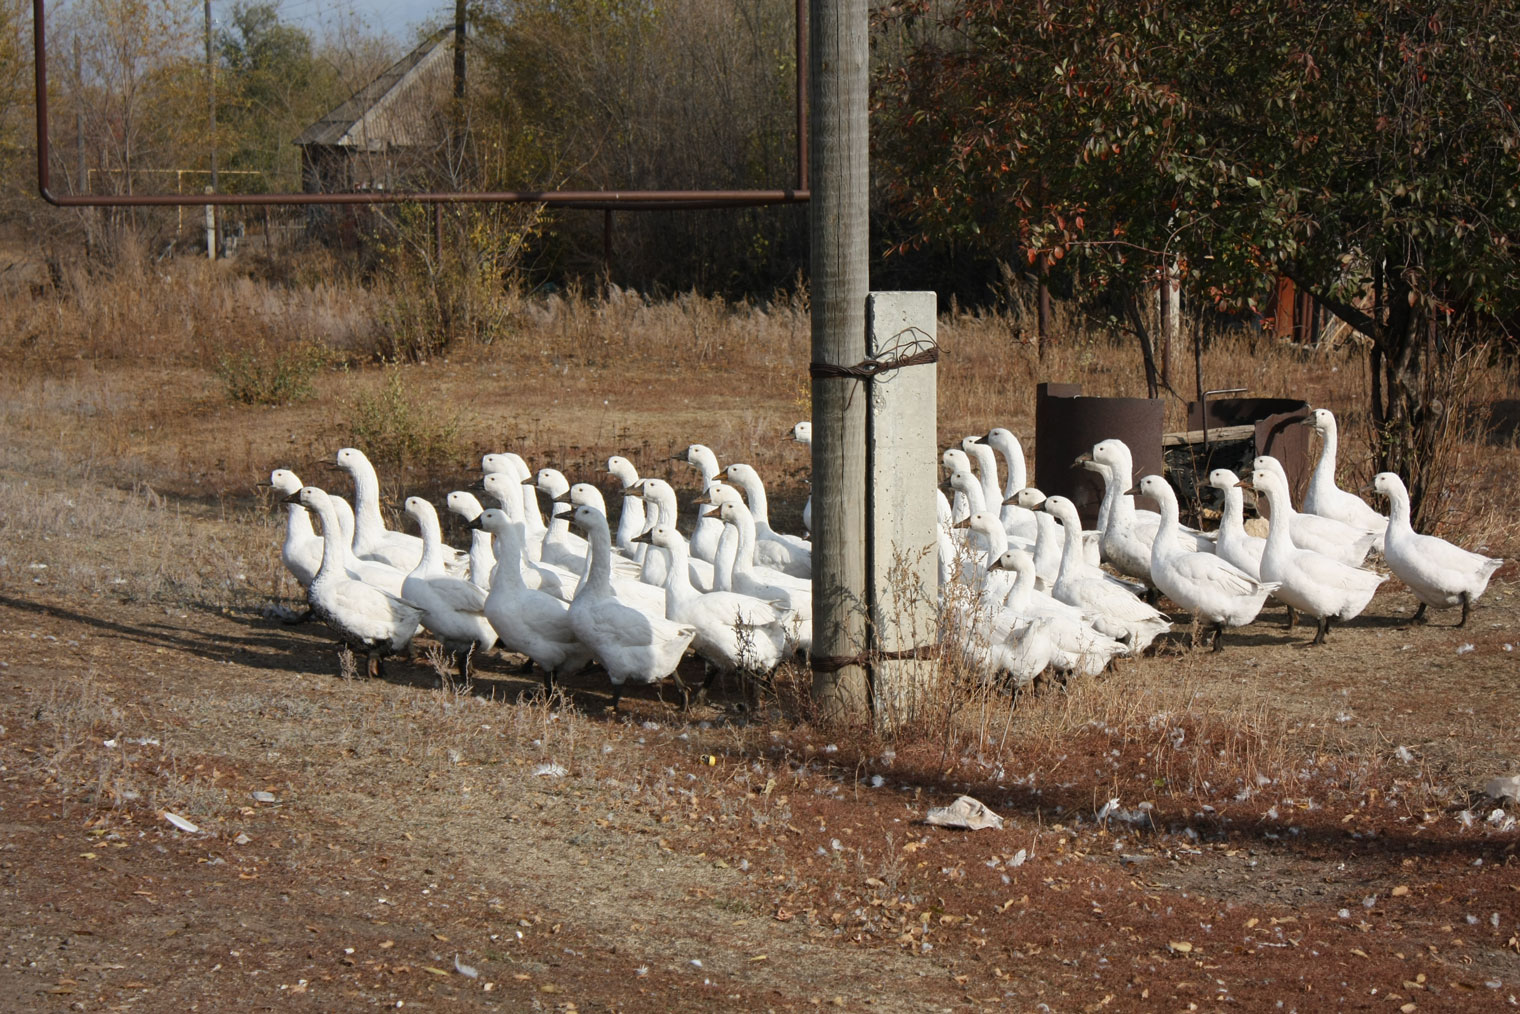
1035 383 1165 527
1185 397 1310 518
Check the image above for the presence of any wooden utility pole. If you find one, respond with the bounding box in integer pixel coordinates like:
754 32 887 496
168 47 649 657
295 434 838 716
204 0 217 259
809 0 871 724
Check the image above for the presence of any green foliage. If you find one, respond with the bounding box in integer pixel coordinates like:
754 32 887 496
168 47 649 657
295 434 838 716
876 0 1520 510
215 338 329 405
347 368 464 479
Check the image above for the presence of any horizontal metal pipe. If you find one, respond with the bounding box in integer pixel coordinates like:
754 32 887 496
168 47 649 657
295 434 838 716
33 0 811 212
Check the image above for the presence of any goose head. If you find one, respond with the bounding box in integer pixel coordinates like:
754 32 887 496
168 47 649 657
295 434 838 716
566 503 609 536
569 482 607 512
790 421 812 445
266 468 303 496
334 447 373 475
1004 487 1044 510
1206 468 1241 492
607 455 639 486
987 548 1035 575
446 490 485 522
1302 407 1336 434
472 508 509 534
1134 475 1175 509
529 467 571 500
942 447 972 475
1369 471 1407 503
482 452 529 481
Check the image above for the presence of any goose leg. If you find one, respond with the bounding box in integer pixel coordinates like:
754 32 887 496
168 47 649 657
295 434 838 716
1211 623 1224 653
367 648 384 678
1411 602 1429 625
1284 605 1297 629
1457 594 1471 628
281 607 315 625
1309 615 1330 646
608 684 624 712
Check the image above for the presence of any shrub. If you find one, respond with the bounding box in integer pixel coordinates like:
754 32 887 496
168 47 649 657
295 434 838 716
346 367 465 479
215 338 329 405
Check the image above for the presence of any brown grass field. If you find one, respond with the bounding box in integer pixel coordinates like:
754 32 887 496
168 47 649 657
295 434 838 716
1 249 1519 1011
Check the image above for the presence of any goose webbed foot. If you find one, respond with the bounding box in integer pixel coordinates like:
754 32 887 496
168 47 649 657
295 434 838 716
1411 602 1429 625
281 607 315 626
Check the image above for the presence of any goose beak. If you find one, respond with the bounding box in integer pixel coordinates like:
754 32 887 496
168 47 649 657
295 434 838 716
1235 480 1254 491
1358 483 1375 495
670 452 691 464
1123 485 1140 496
987 556 1008 573
1073 452 1092 466
700 505 718 518
692 492 712 506
968 434 985 444
631 531 653 545
280 491 302 505
623 483 644 496
552 490 569 502
520 475 537 486
951 517 971 530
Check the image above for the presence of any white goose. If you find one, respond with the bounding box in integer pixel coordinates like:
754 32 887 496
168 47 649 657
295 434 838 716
675 443 725 562
1206 469 1267 582
478 472 578 600
711 499 812 651
1243 466 1386 645
988 549 1128 676
444 490 497 591
1137 475 1279 651
942 447 975 522
475 508 592 693
336 447 468 576
960 435 1006 531
791 421 812 533
565 485 661 606
527 468 591 573
1253 455 1379 567
627 478 716 592
1370 472 1502 627
565 505 697 710
607 455 646 559
284 486 420 677
1086 439 1214 586
975 429 1039 541
1006 487 1141 595
1303 408 1389 546
482 452 546 553
716 463 812 578
280 485 409 597
637 523 793 679
401 497 497 677
265 468 325 591
1037 495 1171 653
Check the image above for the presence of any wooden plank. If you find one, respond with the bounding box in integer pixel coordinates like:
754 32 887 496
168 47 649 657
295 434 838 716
1162 424 1257 447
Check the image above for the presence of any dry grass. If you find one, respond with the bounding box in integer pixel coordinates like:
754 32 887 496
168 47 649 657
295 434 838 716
2 248 1518 826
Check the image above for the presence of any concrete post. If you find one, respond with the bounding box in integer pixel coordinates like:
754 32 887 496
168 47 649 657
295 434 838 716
866 292 939 728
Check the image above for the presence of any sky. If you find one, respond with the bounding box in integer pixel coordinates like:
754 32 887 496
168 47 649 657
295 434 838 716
213 0 453 46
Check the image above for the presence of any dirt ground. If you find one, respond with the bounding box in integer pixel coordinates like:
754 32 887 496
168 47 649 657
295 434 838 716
2 351 1519 1011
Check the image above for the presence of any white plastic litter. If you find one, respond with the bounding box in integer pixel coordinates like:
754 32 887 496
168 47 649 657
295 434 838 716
924 795 1003 831
1485 774 1520 803
532 763 567 778
251 791 277 803
453 954 479 979
162 811 200 833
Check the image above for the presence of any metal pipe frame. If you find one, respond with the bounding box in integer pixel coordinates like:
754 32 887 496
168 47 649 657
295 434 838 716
33 0 810 210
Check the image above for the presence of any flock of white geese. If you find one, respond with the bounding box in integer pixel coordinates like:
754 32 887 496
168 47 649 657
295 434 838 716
266 407 1502 707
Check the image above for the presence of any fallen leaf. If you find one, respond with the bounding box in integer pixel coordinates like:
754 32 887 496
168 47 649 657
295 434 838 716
1392 885 1410 897
1168 941 1193 954
1351 948 1368 958
422 967 448 977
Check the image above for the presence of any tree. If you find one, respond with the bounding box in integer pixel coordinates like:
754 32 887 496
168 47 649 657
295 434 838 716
875 0 1520 517
215 2 332 189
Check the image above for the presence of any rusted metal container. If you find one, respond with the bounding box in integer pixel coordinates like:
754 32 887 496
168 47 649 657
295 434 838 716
1034 383 1165 526
1168 397 1311 520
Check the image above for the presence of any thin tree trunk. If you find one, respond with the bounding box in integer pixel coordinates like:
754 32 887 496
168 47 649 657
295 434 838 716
1124 291 1161 400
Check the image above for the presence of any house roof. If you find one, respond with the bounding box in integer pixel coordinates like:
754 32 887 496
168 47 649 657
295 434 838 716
294 30 458 150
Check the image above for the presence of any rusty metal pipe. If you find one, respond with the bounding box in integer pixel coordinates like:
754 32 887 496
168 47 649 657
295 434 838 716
33 0 811 211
